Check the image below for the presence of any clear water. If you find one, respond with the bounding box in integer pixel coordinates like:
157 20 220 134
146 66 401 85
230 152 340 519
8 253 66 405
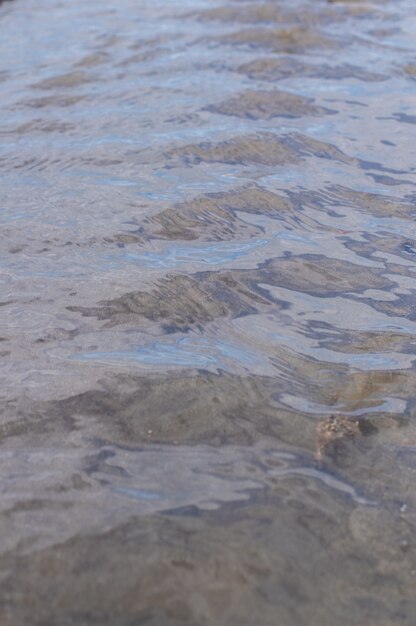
1 0 416 624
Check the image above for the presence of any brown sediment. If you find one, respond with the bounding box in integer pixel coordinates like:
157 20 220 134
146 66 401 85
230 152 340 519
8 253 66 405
285 133 357 165
220 26 339 54
296 184 415 218
318 329 416 356
65 268 268 330
0 494 403 626
164 133 300 167
312 370 416 444
22 94 86 108
116 48 167 68
48 372 278 446
1 440 416 626
251 254 392 296
194 0 379 22
205 90 336 120
74 52 110 68
2 369 315 450
164 132 357 168
67 274 229 331
31 71 92 90
2 120 75 135
111 232 143 245
141 185 297 242
404 64 416 77
237 57 387 82
17 346 413 455
369 295 416 321
67 254 392 330
2 351 412 453
191 4 291 24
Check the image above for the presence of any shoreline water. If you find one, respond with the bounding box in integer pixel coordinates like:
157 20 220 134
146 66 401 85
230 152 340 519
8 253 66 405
1 0 416 623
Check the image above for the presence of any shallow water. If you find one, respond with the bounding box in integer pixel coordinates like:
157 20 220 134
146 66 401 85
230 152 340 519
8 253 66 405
1 0 416 623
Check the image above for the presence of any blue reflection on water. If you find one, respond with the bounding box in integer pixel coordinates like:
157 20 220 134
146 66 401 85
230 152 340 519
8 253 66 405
76 336 262 369
115 238 268 269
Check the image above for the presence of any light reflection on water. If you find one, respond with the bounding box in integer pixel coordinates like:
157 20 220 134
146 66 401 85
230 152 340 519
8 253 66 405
119 238 269 268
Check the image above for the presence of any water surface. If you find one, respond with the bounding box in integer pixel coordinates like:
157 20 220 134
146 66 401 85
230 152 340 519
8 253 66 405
1 0 416 624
